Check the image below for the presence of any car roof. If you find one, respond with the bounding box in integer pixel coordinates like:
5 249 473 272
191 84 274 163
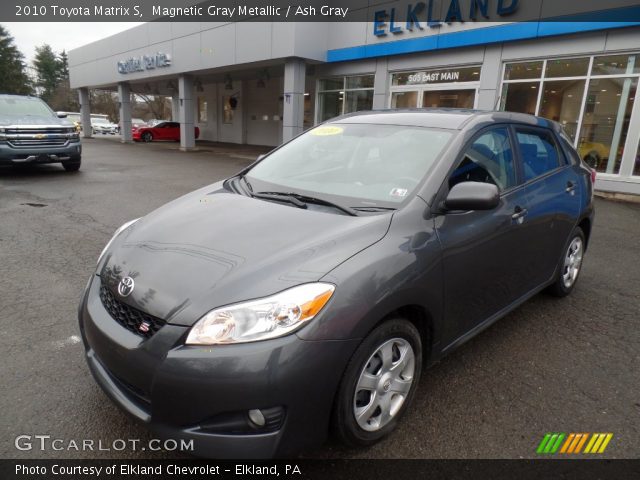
329 108 561 132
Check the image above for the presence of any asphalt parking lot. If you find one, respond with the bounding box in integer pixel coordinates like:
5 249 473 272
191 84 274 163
1 138 639 459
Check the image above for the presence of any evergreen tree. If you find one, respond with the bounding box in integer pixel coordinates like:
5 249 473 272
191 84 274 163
0 25 33 95
33 44 60 103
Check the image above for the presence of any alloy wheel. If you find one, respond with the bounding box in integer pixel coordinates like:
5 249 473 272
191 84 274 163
562 236 584 288
353 338 415 432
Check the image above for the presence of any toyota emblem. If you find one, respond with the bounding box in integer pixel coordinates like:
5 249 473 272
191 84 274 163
118 276 135 297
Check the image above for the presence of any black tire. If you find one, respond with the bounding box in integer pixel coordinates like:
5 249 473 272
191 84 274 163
142 132 153 142
547 227 586 297
584 152 600 170
332 318 422 447
62 158 81 172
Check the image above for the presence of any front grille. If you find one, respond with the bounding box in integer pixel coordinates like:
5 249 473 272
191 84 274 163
99 285 165 339
5 127 70 134
8 138 68 148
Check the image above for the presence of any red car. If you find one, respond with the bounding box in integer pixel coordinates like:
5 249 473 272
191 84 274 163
133 121 200 142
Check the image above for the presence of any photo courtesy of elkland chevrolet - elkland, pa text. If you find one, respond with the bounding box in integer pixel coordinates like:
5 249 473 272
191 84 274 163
1 1 640 479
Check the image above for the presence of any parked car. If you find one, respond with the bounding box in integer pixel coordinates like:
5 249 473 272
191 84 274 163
91 117 118 135
79 109 594 458
132 118 147 129
0 94 81 171
132 121 200 142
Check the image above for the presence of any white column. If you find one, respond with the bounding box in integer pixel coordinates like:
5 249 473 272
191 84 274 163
171 96 179 121
78 88 92 138
178 75 196 150
118 83 133 143
282 58 306 143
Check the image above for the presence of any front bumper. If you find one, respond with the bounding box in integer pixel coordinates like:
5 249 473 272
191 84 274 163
79 275 359 458
0 141 81 165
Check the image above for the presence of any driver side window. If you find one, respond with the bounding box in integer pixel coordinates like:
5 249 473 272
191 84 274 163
449 127 516 192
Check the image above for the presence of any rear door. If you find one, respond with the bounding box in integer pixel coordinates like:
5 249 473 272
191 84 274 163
435 126 531 345
513 126 581 289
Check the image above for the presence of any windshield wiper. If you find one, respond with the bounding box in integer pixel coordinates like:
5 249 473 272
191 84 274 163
255 192 357 216
351 206 397 213
252 191 308 209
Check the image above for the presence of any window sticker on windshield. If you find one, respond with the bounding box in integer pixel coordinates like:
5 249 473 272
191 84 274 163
390 188 408 198
311 126 343 136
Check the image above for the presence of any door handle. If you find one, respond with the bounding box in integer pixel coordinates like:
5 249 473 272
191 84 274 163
566 181 576 193
512 206 528 222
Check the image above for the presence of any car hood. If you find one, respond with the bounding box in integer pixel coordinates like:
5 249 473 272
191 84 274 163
100 184 392 326
0 114 73 128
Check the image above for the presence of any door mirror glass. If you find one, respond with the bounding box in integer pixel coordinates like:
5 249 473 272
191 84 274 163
445 181 499 211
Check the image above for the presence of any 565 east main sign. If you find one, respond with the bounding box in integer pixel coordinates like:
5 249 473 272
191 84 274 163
117 52 172 74
374 0 519 36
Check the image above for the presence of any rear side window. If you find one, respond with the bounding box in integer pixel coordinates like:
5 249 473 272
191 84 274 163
515 129 561 181
449 127 516 192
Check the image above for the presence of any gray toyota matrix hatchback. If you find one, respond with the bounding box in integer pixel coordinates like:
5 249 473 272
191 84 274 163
79 109 595 458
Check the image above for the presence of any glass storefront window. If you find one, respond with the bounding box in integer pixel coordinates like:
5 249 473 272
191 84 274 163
592 54 640 76
344 90 374 114
392 66 481 86
317 91 343 122
578 77 638 174
501 82 539 115
346 75 375 89
545 57 590 78
422 89 475 108
319 78 343 90
317 75 374 122
503 61 543 80
391 91 418 108
538 80 586 141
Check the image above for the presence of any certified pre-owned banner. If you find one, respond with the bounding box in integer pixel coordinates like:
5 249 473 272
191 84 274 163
4 0 640 22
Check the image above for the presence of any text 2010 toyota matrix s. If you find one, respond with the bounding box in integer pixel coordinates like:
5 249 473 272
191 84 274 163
79 109 595 458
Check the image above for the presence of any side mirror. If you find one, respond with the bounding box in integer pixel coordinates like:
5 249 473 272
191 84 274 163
445 181 499 211
257 154 266 161
56 112 67 118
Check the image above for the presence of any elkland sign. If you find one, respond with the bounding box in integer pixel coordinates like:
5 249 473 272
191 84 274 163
117 52 172 74
373 0 520 36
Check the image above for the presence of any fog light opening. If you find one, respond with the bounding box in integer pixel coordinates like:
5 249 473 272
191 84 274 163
248 409 266 428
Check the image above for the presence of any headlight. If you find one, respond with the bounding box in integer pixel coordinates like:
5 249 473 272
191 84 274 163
97 218 140 265
186 283 335 345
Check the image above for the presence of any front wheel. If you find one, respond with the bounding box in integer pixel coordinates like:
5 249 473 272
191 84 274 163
547 227 586 297
62 158 81 172
332 319 422 447
142 132 153 142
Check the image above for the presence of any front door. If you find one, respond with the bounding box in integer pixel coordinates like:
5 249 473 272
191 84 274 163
422 88 476 109
435 126 530 347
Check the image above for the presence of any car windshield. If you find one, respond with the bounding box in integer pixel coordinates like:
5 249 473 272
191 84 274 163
246 123 454 207
92 118 109 124
0 97 54 117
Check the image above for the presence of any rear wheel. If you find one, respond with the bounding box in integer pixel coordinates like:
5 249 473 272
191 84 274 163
332 319 422 447
547 227 585 297
62 158 81 172
142 132 153 142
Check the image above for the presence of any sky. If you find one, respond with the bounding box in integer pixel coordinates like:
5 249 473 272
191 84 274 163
2 22 144 64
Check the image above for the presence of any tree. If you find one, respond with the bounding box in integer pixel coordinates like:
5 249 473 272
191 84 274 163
49 50 79 111
0 25 33 95
33 44 60 103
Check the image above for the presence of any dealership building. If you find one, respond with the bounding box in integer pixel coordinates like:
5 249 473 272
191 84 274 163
69 4 640 196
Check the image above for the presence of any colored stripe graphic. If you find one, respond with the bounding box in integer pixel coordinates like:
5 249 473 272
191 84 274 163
537 433 565 454
585 433 614 453
538 433 613 454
